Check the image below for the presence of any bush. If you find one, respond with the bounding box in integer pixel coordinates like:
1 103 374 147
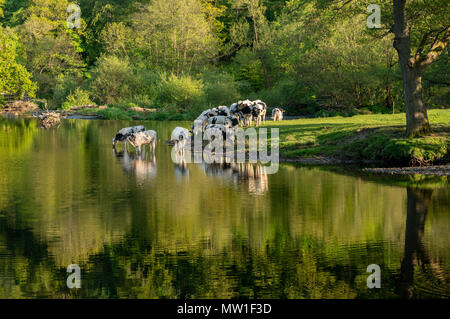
89 55 134 105
52 75 78 108
121 94 155 108
157 73 205 112
201 70 240 107
64 88 94 109
131 69 160 103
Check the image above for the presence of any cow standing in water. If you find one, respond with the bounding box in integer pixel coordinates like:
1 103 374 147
169 127 190 155
127 130 157 154
113 126 146 149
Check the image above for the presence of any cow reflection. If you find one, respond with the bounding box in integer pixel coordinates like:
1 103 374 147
113 149 157 183
200 162 269 195
173 151 189 179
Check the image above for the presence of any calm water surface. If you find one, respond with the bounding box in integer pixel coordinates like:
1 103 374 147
0 117 449 298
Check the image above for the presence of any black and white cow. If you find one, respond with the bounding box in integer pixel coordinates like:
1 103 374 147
211 105 231 117
170 127 190 154
252 100 267 126
191 109 213 135
127 130 157 154
113 125 146 149
230 100 254 127
272 108 284 121
204 124 236 145
207 115 239 129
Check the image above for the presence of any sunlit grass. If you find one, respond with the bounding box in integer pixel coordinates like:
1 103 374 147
262 109 450 164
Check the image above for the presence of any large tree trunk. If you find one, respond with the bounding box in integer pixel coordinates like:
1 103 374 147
392 0 431 137
400 64 431 136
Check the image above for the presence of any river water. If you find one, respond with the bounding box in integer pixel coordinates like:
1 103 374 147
0 117 448 298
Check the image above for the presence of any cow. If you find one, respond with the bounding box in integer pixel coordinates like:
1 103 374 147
230 100 254 127
211 105 230 117
230 102 239 115
204 124 235 146
113 125 146 149
170 127 190 155
251 102 266 127
252 100 267 126
127 130 157 154
207 115 239 128
272 108 284 121
191 109 213 135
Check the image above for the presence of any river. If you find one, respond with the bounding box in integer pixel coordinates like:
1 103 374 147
0 117 448 298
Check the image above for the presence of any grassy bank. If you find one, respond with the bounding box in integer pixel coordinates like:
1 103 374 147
77 107 188 121
31 105 450 166
262 109 450 166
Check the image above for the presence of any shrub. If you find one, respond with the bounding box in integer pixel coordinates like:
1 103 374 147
122 94 155 108
89 55 134 105
157 73 205 112
64 88 94 109
201 70 240 107
52 75 78 108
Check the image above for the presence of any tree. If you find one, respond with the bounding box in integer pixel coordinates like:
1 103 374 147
89 55 134 104
18 0 86 98
391 0 450 137
130 0 220 75
0 27 36 99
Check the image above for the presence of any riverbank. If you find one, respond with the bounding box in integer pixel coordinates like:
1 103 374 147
2 106 449 169
262 109 450 167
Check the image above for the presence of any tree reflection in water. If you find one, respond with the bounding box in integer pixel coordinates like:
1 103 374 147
396 188 448 298
0 119 448 298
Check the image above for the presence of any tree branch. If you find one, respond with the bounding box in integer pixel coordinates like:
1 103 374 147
417 26 450 69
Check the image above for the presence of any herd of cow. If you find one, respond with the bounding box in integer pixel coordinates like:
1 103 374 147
112 100 285 154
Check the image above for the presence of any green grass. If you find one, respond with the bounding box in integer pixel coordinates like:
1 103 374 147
262 109 450 165
77 107 189 121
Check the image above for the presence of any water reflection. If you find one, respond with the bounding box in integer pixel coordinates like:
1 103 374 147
200 162 269 195
396 188 449 298
173 152 189 179
113 148 157 184
0 118 448 299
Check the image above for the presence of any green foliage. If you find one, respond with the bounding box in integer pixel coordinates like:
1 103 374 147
157 73 205 112
89 55 133 105
201 69 240 107
0 26 36 98
64 88 94 109
1 0 448 119
17 0 86 98
52 75 77 108
128 0 220 74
